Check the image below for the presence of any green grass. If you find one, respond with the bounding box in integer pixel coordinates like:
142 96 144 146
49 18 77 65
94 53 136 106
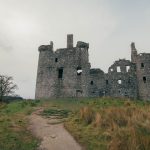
41 109 71 118
1 98 150 150
0 100 40 150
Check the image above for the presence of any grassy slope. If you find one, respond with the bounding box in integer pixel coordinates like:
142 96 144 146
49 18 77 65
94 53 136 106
64 98 150 150
0 101 40 150
0 98 83 150
1 98 150 150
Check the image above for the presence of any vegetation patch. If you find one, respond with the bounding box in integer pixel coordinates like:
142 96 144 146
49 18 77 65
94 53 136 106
41 109 71 119
1 98 150 150
0 100 40 150
65 98 150 150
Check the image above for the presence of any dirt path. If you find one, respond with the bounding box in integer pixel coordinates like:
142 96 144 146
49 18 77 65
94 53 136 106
28 108 82 150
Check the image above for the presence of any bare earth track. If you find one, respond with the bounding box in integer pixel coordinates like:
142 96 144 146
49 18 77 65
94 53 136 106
28 108 82 150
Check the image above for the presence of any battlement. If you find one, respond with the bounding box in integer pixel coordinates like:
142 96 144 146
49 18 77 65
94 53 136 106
38 41 54 52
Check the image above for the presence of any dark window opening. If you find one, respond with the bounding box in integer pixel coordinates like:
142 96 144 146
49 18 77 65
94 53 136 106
58 68 63 79
141 63 144 68
106 80 108 85
128 79 131 84
143 76 146 83
77 66 82 75
55 58 58 62
125 92 128 97
76 90 82 93
92 91 95 94
90 81 94 85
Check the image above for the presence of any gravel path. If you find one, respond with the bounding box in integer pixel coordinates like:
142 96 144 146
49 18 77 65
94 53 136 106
28 108 82 150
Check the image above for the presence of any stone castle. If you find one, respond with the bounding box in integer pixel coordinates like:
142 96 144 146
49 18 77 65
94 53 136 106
35 34 150 100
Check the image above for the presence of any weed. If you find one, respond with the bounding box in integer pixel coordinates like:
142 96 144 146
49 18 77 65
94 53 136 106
41 109 70 119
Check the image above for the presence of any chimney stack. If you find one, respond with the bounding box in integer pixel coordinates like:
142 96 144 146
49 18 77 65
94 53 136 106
67 34 73 48
131 42 136 51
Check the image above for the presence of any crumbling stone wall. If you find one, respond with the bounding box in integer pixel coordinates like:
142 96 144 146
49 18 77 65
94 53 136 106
105 59 138 99
35 35 150 100
35 35 90 99
88 69 105 97
131 43 150 100
135 53 150 100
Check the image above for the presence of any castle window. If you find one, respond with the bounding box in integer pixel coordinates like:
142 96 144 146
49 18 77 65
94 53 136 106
76 90 83 97
128 78 131 84
125 92 128 97
143 76 146 83
117 66 121 72
141 63 144 68
55 58 58 62
106 80 108 85
90 81 94 85
110 68 113 72
76 90 82 93
58 68 63 79
118 80 122 84
77 67 82 75
126 66 130 72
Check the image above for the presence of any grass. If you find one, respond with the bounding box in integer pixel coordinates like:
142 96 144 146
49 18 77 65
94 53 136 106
41 109 71 118
64 98 150 150
0 98 82 150
0 100 40 150
1 98 150 150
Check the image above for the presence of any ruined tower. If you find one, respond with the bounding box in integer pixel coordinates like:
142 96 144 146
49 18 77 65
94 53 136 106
131 43 150 100
35 42 55 98
35 34 91 99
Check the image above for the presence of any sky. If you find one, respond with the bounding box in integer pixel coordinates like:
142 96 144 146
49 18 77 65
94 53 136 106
0 0 150 99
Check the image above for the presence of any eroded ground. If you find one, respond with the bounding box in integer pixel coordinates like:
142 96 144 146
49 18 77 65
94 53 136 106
28 108 82 150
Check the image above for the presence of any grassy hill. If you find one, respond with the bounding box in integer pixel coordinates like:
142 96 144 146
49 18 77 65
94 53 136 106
0 98 150 150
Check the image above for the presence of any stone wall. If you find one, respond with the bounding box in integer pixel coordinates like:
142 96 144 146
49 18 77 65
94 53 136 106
88 69 105 97
35 35 150 100
105 59 138 99
134 53 150 100
35 35 90 99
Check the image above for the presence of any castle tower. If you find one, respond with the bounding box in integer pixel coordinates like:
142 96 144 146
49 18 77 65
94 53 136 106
35 42 55 99
134 53 150 100
130 43 150 100
35 35 91 99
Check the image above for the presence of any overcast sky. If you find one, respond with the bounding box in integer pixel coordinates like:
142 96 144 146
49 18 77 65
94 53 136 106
0 0 150 98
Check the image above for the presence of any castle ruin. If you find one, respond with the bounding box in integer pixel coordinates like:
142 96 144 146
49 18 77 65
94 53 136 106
35 34 150 100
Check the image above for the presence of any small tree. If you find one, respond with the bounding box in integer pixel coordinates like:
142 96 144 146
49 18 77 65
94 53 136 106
0 75 18 102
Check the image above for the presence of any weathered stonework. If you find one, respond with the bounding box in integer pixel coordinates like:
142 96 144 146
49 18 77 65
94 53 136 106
131 43 150 100
105 59 137 99
35 35 150 100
